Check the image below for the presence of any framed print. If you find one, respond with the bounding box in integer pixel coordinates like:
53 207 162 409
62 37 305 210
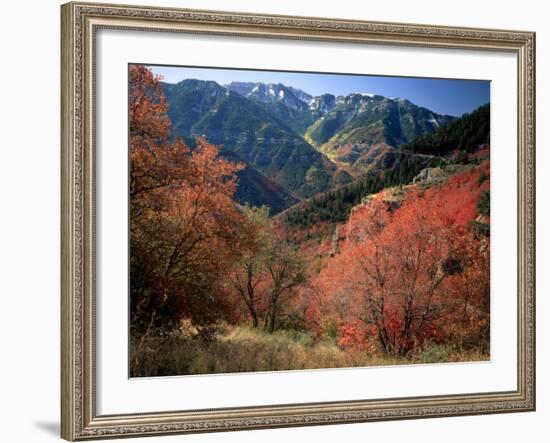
60 1 536 440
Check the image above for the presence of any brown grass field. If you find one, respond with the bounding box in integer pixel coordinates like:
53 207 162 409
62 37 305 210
130 324 489 377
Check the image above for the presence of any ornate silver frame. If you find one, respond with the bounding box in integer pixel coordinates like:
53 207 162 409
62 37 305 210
61 2 536 440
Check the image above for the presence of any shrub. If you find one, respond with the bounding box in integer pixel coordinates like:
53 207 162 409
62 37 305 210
130 324 489 377
477 190 490 216
415 343 452 364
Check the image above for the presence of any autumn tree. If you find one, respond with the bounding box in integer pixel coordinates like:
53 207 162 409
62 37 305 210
316 164 490 357
442 230 490 352
129 65 248 336
263 242 306 333
226 205 307 333
226 205 272 328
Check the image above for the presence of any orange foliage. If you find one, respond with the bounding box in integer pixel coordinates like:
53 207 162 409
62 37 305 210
129 66 249 333
314 164 490 356
128 64 491 361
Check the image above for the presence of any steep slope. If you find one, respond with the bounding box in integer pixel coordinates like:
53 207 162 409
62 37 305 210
225 81 315 134
226 83 341 135
307 94 453 147
225 81 311 109
225 83 455 175
308 94 337 119
220 151 300 215
162 79 468 212
162 80 228 138
304 94 454 170
282 105 490 234
281 149 441 231
401 104 490 155
331 143 438 175
163 80 352 200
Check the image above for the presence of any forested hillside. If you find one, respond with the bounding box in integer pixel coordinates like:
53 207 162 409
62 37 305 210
161 78 471 213
163 80 351 202
305 94 453 150
130 66 491 377
282 106 489 231
401 104 490 155
282 154 443 229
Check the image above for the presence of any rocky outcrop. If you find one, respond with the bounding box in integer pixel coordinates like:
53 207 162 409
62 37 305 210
330 225 346 257
412 167 446 184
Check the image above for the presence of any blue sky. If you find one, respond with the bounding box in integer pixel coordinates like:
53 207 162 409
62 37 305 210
150 65 490 117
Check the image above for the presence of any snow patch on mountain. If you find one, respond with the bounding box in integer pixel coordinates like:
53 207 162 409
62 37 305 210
428 116 441 127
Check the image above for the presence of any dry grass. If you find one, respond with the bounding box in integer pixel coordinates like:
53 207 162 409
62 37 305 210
130 325 488 377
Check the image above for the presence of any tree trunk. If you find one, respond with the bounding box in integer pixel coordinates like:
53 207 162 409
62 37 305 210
265 299 277 333
246 267 258 328
268 307 276 333
251 311 258 328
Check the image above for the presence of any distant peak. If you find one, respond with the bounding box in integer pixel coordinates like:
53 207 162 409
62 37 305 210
177 78 220 87
393 97 412 104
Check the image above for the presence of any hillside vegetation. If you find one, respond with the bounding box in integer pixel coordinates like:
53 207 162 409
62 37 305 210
306 95 453 152
132 324 488 377
401 104 490 155
161 79 469 213
130 66 491 377
282 154 441 230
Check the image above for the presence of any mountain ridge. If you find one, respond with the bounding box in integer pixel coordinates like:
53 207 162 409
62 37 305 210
161 78 479 214
162 79 353 207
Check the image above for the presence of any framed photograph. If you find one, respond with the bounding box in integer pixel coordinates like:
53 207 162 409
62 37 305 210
61 1 536 440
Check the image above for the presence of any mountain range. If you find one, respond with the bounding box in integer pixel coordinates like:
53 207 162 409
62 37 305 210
161 79 458 213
